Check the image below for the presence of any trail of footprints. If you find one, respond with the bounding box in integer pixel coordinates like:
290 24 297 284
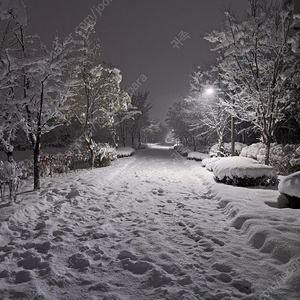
0 176 256 299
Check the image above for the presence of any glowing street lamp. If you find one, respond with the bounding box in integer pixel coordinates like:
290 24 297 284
204 87 215 96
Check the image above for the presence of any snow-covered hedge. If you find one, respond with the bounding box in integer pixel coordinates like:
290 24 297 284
278 171 300 208
68 140 117 167
187 152 210 161
116 147 135 158
16 144 117 180
212 157 278 187
202 157 221 171
240 143 300 175
209 142 247 157
17 159 33 179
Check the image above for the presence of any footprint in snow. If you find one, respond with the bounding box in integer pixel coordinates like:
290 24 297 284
211 237 225 247
151 188 165 196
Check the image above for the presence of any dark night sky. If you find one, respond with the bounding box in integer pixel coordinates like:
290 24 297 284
24 0 248 122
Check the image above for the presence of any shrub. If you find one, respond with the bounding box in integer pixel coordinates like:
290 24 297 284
209 142 247 157
212 157 278 187
241 143 300 175
94 143 117 167
0 161 22 201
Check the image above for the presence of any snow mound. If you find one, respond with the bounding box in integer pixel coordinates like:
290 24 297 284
202 157 221 171
278 171 300 208
187 152 210 161
116 147 135 158
213 157 278 186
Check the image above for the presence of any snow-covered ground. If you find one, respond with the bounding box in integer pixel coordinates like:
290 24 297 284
0 145 299 300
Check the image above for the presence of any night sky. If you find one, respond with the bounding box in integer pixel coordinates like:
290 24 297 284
24 0 248 122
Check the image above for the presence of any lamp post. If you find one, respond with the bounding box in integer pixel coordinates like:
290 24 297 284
231 115 235 156
204 83 235 157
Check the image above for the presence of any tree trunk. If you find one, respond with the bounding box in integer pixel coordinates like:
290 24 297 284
90 148 94 168
6 150 14 162
218 139 224 156
33 145 40 190
231 116 235 156
138 132 141 147
265 138 271 165
86 140 94 168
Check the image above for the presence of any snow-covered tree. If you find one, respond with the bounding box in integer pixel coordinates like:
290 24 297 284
68 23 130 166
0 20 25 161
185 67 230 152
204 0 300 164
143 119 164 144
125 92 152 147
1 25 80 189
0 23 18 161
166 102 192 146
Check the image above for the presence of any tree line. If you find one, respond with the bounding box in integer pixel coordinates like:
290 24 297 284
167 0 300 165
0 7 163 190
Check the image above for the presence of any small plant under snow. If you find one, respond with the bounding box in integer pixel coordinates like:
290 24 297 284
212 156 277 187
116 147 135 158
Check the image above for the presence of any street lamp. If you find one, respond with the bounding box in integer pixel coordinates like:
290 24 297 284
204 86 215 96
204 84 235 157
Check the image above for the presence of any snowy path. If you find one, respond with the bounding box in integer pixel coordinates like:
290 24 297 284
0 146 299 300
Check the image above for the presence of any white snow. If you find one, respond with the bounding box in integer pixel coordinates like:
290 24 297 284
187 152 210 161
116 147 135 157
203 157 221 171
0 146 299 300
278 171 300 199
240 142 266 162
212 156 277 181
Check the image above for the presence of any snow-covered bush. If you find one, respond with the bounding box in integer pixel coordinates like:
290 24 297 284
95 143 117 167
0 161 22 201
212 157 278 187
116 147 135 158
51 153 71 174
67 139 91 169
240 142 266 161
209 142 247 157
278 171 300 208
204 157 221 172
201 157 211 168
17 159 33 179
241 143 300 175
187 152 210 162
